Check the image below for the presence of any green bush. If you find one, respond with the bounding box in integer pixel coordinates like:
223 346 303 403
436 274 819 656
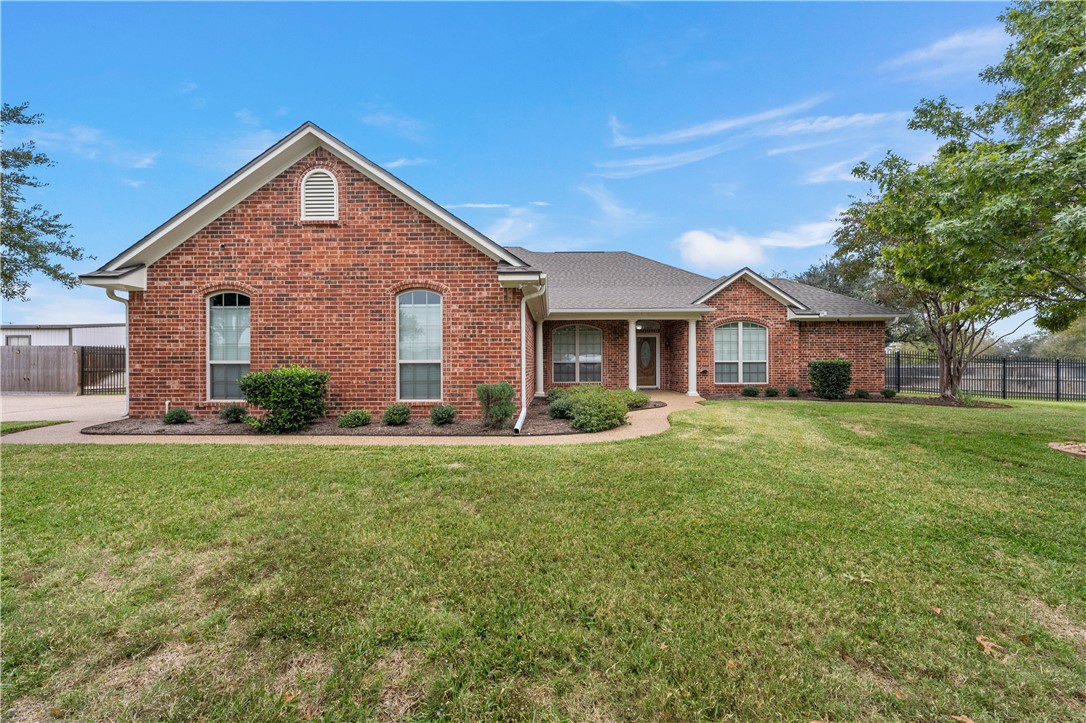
786 385 800 397
218 403 248 423
546 387 567 403
881 388 897 399
740 386 760 397
613 388 650 410
856 388 870 399
477 382 516 428
568 392 628 432
337 409 371 428
162 407 192 425
547 397 573 419
382 404 411 426
764 386 780 397
807 360 852 400
430 404 457 425
238 365 330 433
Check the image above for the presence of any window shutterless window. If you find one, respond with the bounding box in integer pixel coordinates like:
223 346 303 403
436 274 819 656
714 322 767 383
208 292 250 400
552 325 602 383
398 290 442 400
5 335 30 346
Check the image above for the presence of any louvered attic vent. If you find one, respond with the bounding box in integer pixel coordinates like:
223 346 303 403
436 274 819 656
301 169 338 220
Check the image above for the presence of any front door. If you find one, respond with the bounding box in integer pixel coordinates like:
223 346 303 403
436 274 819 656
636 335 658 388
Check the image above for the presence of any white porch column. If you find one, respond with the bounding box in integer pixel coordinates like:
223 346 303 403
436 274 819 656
534 319 544 397
687 318 699 396
628 319 638 391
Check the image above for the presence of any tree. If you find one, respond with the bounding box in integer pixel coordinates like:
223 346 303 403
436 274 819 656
1 102 87 301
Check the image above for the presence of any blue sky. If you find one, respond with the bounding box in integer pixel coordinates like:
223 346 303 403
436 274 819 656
4 1 1027 332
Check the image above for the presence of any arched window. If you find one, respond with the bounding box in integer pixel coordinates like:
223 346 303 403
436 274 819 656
398 290 442 400
553 325 602 383
208 292 250 400
714 322 767 383
301 168 338 220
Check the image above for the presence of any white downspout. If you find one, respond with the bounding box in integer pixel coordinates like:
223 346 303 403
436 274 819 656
105 288 130 417
513 283 547 434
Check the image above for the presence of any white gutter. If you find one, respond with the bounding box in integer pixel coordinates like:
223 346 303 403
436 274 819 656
513 283 547 434
105 289 130 417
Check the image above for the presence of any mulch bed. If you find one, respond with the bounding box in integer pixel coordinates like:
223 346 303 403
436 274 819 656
704 393 1010 409
81 399 666 437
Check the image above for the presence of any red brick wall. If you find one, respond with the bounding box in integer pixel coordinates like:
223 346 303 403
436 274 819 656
541 320 631 390
797 321 886 391
127 147 525 419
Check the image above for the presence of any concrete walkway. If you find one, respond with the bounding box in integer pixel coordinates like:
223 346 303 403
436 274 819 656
1 391 703 446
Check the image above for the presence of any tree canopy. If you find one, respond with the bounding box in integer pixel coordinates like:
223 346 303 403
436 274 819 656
1 102 87 301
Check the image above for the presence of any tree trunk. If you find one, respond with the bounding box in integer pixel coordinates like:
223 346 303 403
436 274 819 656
938 346 963 400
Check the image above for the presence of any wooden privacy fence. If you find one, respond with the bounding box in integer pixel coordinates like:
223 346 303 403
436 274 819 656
0 345 125 394
884 351 1086 401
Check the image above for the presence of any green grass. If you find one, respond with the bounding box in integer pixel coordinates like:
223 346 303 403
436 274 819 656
3 400 1084 721
0 420 69 436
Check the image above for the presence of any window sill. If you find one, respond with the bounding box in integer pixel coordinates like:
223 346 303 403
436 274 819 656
300 219 340 227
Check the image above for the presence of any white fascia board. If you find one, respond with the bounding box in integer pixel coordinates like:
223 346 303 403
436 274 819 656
100 124 525 273
498 272 545 287
547 308 707 321
79 266 147 291
786 310 900 322
695 269 807 308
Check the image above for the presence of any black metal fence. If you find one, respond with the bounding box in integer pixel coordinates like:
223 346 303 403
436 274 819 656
885 351 1086 401
80 345 126 395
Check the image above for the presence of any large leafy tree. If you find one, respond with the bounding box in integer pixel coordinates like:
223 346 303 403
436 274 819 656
856 1 1085 333
1 102 87 301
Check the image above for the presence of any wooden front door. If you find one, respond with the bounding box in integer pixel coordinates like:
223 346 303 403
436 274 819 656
636 335 658 388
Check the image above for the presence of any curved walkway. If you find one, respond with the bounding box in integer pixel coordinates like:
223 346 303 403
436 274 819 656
1 391 703 446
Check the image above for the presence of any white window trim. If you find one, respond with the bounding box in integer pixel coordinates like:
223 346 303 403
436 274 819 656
5 335 31 346
300 168 339 221
396 290 443 402
635 333 661 390
713 321 769 385
206 292 251 402
552 324 603 384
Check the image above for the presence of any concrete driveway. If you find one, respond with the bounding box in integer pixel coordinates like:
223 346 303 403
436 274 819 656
2 394 126 423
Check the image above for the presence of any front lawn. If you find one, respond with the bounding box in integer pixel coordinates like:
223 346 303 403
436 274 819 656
0 420 69 436
3 400 1083 720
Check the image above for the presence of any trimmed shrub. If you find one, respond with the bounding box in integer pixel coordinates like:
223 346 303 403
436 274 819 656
382 404 411 426
856 388 870 399
163 407 191 425
218 404 248 423
477 382 516 428
786 385 800 397
546 387 567 404
764 386 780 397
548 397 573 420
568 392 628 432
338 409 371 428
881 388 897 399
740 386 760 397
238 365 330 433
808 360 852 400
430 404 457 426
613 388 650 410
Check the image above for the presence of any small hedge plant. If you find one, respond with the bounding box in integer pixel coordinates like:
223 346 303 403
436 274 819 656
881 388 897 399
477 382 516 428
218 403 248 423
546 385 631 431
338 409 371 428
430 404 457 425
807 360 852 400
764 386 779 397
855 388 870 399
239 365 330 433
163 407 192 425
548 396 573 419
740 386 760 397
786 385 800 397
382 404 411 426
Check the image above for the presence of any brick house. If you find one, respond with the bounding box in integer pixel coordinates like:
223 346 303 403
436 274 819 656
81 123 897 426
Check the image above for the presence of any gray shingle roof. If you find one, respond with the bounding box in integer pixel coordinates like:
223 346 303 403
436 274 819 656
506 246 898 318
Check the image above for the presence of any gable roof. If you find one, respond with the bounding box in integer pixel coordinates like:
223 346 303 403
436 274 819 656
82 122 525 287
694 267 809 308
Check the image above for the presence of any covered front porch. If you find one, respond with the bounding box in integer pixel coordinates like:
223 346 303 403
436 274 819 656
532 314 701 397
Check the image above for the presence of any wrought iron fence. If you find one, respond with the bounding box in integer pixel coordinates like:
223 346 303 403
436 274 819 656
884 351 1086 401
80 345 126 395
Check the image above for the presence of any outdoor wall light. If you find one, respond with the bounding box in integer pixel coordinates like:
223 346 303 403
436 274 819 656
700 368 709 375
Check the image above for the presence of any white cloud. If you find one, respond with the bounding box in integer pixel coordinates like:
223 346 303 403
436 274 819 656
766 139 841 156
610 95 826 147
578 183 651 235
485 206 542 245
234 109 261 126
802 153 872 184
880 26 1007 81
360 111 428 141
384 157 430 169
28 124 159 169
761 112 908 137
594 142 733 178
675 230 766 272
529 200 550 207
120 178 145 189
446 202 511 209
754 217 841 248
